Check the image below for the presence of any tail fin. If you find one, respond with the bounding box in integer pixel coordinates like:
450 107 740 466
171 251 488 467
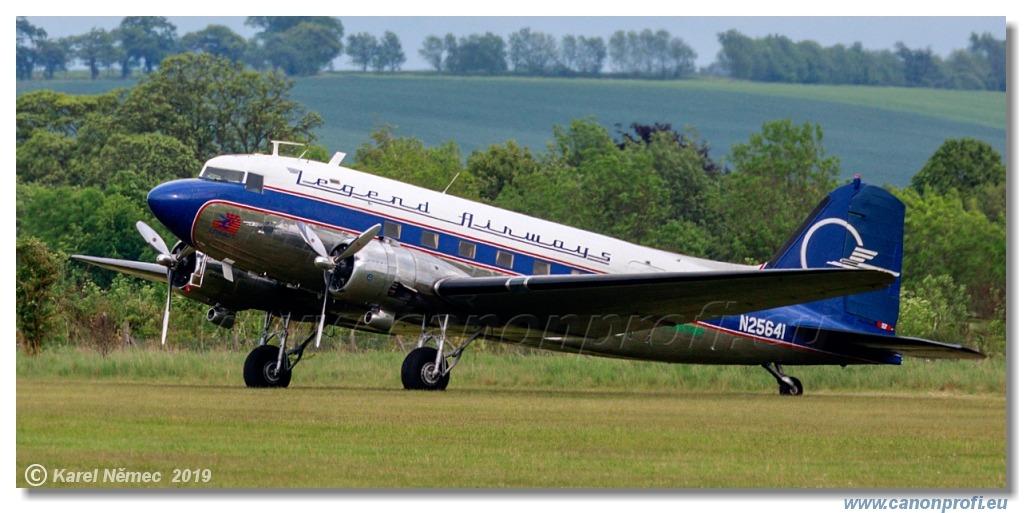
765 176 904 335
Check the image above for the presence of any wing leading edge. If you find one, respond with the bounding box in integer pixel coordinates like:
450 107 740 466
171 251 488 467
433 268 895 336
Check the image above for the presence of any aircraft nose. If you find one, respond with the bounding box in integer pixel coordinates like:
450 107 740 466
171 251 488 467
147 180 201 246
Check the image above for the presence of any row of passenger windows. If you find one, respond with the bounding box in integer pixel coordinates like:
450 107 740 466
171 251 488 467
382 221 556 274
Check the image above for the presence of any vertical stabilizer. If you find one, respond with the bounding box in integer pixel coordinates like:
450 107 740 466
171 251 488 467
764 177 904 334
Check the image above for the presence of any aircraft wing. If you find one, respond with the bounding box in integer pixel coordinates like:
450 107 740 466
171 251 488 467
71 255 168 283
433 268 895 336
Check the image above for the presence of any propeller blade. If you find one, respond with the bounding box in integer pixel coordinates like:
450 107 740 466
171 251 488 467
296 221 329 259
315 275 330 349
335 223 382 261
136 221 171 259
160 270 172 346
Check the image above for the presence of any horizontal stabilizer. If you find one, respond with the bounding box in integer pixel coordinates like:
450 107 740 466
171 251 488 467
71 255 169 283
795 326 986 360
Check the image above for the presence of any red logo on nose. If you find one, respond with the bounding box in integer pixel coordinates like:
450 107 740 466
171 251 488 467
213 213 242 234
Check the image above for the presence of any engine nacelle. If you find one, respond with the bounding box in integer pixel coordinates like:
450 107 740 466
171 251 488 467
326 238 463 312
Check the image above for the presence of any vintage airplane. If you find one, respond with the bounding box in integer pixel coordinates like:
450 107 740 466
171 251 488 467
73 141 984 395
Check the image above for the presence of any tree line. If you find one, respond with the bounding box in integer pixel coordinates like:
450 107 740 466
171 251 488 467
715 30 1006 91
16 53 1006 357
17 17 1005 90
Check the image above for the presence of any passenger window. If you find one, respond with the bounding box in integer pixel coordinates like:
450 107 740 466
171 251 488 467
458 241 476 259
421 231 439 249
496 251 514 269
384 221 402 239
532 261 551 275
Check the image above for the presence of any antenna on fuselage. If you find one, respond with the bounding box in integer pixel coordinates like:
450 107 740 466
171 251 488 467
270 140 305 157
442 172 461 195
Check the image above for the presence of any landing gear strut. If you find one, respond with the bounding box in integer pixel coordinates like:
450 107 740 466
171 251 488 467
401 315 483 391
243 312 316 388
762 362 803 396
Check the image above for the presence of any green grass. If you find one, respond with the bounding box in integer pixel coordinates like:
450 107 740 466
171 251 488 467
16 348 1006 488
17 73 1006 187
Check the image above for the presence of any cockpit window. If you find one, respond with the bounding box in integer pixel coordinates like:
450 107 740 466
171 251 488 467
245 173 264 193
200 167 245 184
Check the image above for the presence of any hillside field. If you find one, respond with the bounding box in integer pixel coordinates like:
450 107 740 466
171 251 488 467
17 74 1006 187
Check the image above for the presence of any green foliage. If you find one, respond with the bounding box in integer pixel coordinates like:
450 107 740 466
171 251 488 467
247 17 344 76
466 140 541 202
354 125 478 199
713 119 839 262
911 138 1005 209
898 275 971 345
180 24 247 63
118 52 323 162
16 237 64 355
17 184 149 267
116 16 179 75
895 187 1005 316
716 29 1005 91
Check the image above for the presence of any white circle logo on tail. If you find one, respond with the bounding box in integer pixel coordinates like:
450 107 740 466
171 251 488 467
800 218 864 269
799 217 899 276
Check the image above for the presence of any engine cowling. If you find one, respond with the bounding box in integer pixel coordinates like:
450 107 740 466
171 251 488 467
326 238 463 313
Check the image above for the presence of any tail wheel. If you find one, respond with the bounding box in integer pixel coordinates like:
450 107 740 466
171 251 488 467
244 345 292 388
401 346 450 391
779 377 803 396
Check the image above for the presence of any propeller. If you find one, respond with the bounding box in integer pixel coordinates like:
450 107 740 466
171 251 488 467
296 221 381 348
136 220 180 346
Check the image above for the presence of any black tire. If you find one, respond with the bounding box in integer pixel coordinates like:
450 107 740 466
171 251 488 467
401 347 450 391
778 377 803 396
243 345 292 388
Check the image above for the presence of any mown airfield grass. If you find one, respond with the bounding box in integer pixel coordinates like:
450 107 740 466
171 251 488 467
16 347 1005 489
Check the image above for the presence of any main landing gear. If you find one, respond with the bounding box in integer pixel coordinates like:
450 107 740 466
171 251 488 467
401 315 483 391
243 312 316 388
762 362 803 396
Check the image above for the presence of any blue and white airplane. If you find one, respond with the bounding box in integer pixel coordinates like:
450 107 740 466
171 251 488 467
74 141 984 394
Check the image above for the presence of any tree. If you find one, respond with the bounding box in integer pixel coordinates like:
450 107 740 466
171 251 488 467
911 138 1005 200
69 28 118 80
714 120 840 263
247 16 344 76
444 33 507 75
895 188 1005 316
116 16 179 74
354 125 477 199
895 42 946 88
16 17 47 80
420 35 446 72
467 141 541 202
34 37 71 79
508 28 557 75
16 237 64 355
117 52 322 162
969 32 1006 91
346 33 378 72
376 31 405 72
181 25 248 63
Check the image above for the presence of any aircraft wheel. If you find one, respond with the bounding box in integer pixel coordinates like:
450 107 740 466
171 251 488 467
401 347 450 391
243 345 292 388
779 377 803 396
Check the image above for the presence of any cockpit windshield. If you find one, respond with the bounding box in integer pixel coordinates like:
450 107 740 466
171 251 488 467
200 167 245 184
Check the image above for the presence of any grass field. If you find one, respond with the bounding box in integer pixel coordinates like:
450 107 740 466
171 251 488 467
16 74 1006 187
16 348 1006 489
